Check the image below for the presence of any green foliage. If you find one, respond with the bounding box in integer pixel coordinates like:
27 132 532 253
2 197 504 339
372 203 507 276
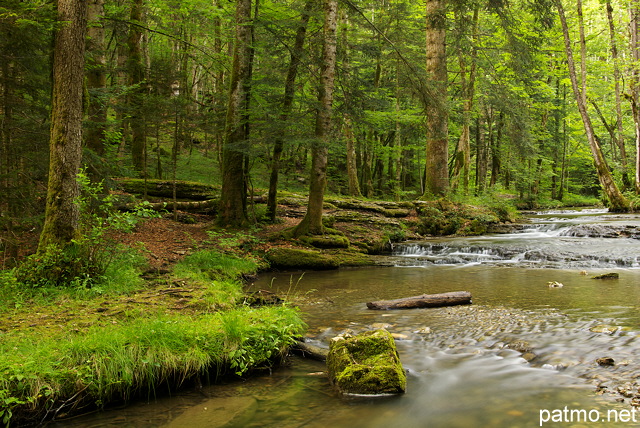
15 172 157 289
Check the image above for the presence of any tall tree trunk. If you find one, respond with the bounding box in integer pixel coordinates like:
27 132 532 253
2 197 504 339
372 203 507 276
475 114 487 193
38 0 88 251
294 0 337 236
630 2 640 194
451 7 478 195
490 111 503 187
605 0 630 189
345 115 362 197
85 0 107 158
219 0 253 227
127 0 146 173
267 0 312 221
424 0 449 197
555 0 629 211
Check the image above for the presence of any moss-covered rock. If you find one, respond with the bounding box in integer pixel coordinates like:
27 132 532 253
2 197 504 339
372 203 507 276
265 248 340 270
414 199 501 236
326 330 406 395
300 234 350 249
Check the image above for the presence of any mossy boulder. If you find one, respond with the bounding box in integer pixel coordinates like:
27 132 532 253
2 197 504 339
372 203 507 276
300 234 350 249
265 248 340 270
326 330 406 395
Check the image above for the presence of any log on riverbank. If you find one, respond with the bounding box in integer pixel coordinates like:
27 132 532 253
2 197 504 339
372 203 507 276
366 291 472 310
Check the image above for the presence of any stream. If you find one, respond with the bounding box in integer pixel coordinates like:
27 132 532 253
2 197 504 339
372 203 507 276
56 208 640 427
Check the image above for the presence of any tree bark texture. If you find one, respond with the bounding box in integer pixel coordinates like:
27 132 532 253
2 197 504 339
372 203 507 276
630 3 640 194
294 0 337 236
424 0 449 197
127 0 146 172
555 0 629 211
367 291 472 310
38 0 87 251
345 115 362 197
267 0 312 221
219 0 253 227
86 0 107 156
605 0 629 188
451 7 477 195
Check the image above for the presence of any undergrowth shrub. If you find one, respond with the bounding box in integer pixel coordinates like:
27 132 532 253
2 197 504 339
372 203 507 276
15 172 158 288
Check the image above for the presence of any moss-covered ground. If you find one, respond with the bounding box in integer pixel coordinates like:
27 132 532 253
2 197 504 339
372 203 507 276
0 250 305 426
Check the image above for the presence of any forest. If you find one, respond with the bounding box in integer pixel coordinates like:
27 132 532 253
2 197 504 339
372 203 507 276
3 0 640 256
3 0 640 424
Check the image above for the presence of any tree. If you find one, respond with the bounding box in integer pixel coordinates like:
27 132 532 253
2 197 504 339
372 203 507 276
629 0 640 194
38 0 88 251
555 0 628 211
451 5 478 195
266 0 313 222
424 0 449 197
219 0 253 227
127 0 146 173
85 0 107 158
294 0 338 236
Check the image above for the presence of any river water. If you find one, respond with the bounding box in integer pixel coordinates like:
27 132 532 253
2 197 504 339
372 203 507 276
57 209 640 427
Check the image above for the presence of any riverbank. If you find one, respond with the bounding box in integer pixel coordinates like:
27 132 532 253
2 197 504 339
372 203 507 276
0 190 593 426
0 250 305 426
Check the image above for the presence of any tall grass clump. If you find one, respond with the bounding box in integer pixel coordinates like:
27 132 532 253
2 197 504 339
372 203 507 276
174 250 257 280
0 306 305 426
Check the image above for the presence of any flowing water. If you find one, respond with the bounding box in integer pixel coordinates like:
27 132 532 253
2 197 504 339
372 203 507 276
57 209 640 427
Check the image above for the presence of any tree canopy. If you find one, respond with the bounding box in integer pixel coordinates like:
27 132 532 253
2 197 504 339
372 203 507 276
2 0 640 243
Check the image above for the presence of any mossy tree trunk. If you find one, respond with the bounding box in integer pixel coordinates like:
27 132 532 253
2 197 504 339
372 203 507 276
219 0 253 227
266 0 312 222
556 0 629 211
38 0 87 251
294 0 337 236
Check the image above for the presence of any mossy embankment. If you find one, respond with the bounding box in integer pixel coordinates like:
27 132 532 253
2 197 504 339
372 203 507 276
0 251 305 426
260 194 519 270
0 188 521 425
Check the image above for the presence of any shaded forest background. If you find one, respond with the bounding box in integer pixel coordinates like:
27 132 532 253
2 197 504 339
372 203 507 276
3 0 640 264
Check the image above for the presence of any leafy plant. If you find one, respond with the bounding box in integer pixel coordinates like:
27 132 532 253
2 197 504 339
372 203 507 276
15 172 158 288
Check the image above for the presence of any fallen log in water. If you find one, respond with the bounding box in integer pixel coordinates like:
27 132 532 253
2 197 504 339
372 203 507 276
366 291 472 310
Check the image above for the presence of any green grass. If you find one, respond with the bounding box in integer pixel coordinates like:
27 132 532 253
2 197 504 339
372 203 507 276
0 306 305 425
173 250 258 281
0 248 306 426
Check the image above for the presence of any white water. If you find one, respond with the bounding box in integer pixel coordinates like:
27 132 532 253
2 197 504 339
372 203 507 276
393 209 640 268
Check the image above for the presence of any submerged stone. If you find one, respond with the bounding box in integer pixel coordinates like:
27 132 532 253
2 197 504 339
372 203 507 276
326 330 406 395
591 273 619 280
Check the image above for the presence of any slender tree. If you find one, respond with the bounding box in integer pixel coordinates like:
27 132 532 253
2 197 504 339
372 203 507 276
555 0 628 211
605 0 629 189
266 0 313 221
219 0 253 227
424 0 449 196
629 1 640 194
294 0 338 236
38 0 88 251
451 6 478 195
86 0 107 157
127 0 146 173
